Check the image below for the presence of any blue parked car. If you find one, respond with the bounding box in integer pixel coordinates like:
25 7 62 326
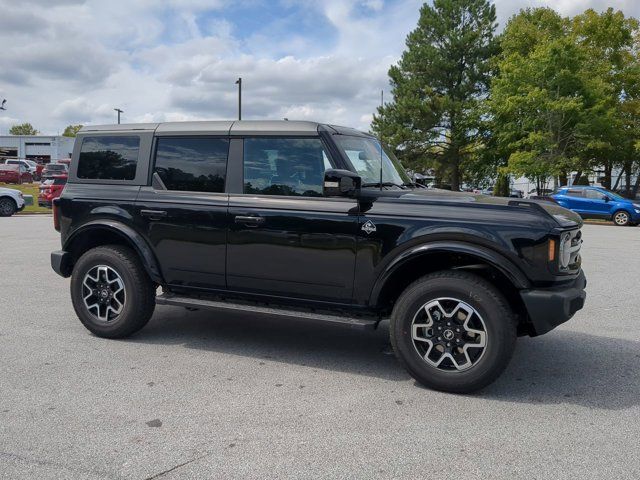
552 186 640 226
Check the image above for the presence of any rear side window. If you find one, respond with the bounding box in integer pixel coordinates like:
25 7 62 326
243 137 331 197
154 137 229 193
77 136 140 180
566 189 584 197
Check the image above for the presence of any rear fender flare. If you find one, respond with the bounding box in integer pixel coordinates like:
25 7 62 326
64 220 163 284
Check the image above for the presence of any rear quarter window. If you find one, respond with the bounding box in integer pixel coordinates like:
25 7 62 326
77 136 140 180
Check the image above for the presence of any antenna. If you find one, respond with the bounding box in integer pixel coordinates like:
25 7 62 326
379 89 384 191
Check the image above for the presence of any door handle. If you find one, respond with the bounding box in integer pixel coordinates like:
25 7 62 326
140 209 167 220
234 215 265 227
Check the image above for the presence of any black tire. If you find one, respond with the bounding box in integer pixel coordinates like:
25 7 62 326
390 270 517 393
612 210 631 226
0 197 17 217
70 245 155 338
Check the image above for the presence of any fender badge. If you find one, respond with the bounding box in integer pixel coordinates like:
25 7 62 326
361 220 377 235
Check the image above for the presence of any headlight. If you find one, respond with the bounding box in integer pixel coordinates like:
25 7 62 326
558 233 572 270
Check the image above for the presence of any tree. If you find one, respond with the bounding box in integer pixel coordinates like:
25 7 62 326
488 8 621 192
372 0 498 190
489 8 640 194
572 9 640 192
62 124 83 137
9 123 39 135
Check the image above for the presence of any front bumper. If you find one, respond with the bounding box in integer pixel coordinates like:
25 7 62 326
520 270 587 336
51 250 72 277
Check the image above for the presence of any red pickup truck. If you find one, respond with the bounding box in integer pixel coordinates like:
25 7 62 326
38 175 67 207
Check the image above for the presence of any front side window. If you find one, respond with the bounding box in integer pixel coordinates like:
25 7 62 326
77 136 140 180
243 137 331 197
584 189 607 200
154 137 229 193
334 135 410 187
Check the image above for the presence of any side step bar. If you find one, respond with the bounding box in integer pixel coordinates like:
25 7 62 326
156 294 380 330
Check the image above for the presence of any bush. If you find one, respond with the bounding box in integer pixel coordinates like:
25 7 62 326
493 173 510 197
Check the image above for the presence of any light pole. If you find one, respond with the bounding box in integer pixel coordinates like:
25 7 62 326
235 77 242 120
114 108 123 124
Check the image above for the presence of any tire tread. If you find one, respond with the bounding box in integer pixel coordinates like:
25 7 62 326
71 245 155 338
390 270 517 393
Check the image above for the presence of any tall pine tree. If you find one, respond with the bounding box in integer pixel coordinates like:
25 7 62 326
372 0 497 190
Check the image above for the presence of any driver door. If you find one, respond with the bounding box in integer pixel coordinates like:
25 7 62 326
226 136 358 302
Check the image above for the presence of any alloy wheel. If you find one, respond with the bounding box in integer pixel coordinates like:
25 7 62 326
82 265 126 322
614 211 629 226
411 297 487 371
0 199 14 216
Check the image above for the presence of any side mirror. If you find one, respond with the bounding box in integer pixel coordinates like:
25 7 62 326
323 169 361 198
604 196 611 202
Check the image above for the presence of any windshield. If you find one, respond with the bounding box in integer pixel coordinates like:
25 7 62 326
334 135 410 187
604 189 625 201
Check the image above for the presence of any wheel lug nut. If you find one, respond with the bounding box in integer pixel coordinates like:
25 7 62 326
437 337 441 341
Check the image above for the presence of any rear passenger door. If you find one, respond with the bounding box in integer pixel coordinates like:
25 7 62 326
561 189 586 213
135 136 230 291
226 137 358 303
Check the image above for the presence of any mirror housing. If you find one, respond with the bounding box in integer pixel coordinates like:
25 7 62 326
323 169 361 198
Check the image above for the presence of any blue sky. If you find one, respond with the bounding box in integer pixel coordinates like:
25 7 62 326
1 0 639 134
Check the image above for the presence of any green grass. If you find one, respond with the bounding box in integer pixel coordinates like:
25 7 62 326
0 182 50 214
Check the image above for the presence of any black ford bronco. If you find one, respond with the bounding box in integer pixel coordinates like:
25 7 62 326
51 121 586 393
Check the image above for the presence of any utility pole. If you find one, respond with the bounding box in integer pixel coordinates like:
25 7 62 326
114 108 123 124
235 77 242 120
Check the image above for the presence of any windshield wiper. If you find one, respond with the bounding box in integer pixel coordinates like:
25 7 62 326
401 182 425 189
362 182 406 189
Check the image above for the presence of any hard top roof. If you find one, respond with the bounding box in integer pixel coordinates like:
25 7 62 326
79 120 373 137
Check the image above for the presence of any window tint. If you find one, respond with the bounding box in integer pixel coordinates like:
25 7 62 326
154 137 229 193
77 136 140 180
243 138 331 196
584 189 607 200
566 189 584 197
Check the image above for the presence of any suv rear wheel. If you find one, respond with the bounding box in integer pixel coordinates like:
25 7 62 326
390 270 517 393
70 245 155 338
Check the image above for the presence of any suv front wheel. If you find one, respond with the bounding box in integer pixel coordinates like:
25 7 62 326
390 271 517 393
70 245 155 338
0 197 17 217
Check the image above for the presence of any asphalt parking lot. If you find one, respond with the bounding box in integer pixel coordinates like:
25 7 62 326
1 216 639 479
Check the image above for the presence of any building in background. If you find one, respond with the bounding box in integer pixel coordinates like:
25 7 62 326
0 135 75 164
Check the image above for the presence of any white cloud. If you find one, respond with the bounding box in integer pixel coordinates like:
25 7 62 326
0 0 638 134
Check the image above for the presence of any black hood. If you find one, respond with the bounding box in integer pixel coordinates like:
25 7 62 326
380 188 582 228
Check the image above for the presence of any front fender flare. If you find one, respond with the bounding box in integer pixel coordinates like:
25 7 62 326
64 220 163 284
369 241 531 306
